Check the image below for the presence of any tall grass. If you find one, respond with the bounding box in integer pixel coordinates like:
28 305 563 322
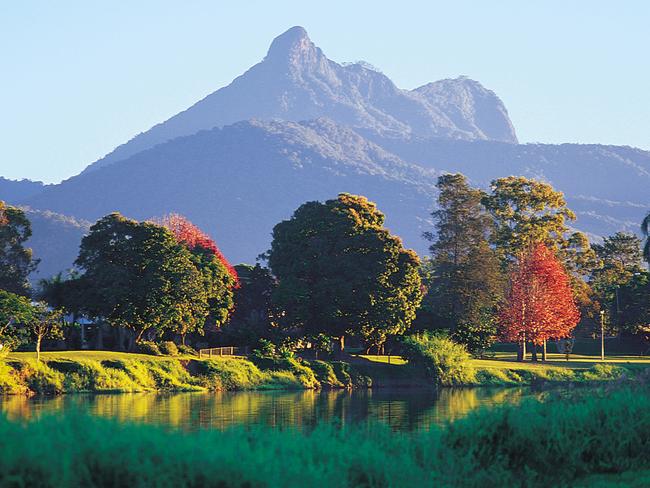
0 387 648 487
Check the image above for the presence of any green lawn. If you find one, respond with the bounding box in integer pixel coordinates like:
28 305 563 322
6 350 192 362
351 354 408 365
471 352 650 371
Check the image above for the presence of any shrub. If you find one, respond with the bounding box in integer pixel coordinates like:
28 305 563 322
159 341 179 356
20 360 64 395
452 313 497 357
177 344 198 356
401 332 476 385
135 341 162 356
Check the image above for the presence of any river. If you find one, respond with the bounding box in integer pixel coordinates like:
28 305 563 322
0 386 553 431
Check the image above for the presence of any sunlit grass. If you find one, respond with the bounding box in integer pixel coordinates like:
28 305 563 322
352 354 408 365
6 350 191 361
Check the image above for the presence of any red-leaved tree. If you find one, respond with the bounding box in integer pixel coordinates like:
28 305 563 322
499 243 580 361
157 214 239 343
159 214 239 285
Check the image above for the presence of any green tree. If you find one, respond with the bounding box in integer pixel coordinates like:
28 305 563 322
482 176 597 308
74 213 207 348
0 201 38 295
222 264 278 346
24 303 65 361
590 232 643 334
616 272 650 344
423 174 504 332
268 193 423 352
0 289 35 351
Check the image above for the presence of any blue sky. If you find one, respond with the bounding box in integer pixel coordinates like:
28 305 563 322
2 1 649 183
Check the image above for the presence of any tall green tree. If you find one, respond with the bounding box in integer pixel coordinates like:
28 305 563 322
423 174 504 333
591 232 644 334
268 193 423 351
0 201 38 295
482 176 597 308
74 213 207 348
592 232 643 288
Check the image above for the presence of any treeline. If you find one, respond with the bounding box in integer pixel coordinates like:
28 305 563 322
1 174 649 360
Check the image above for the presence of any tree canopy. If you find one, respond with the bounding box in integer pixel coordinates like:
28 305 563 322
74 213 207 346
0 201 38 295
423 174 504 333
268 193 423 350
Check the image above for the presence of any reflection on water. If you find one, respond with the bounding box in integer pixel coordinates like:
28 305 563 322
0 387 538 432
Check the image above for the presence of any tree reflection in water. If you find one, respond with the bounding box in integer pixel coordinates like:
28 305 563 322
0 387 538 431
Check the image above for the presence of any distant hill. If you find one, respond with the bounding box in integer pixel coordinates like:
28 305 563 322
364 135 650 238
26 119 438 263
21 208 89 283
83 26 517 173
0 177 46 202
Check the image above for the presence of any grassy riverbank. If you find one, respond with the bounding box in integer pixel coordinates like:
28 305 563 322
2 350 649 395
0 386 648 487
0 351 377 395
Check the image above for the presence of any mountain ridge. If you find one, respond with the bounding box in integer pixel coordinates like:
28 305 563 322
82 26 517 174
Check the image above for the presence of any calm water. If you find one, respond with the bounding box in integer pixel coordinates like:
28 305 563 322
0 387 546 431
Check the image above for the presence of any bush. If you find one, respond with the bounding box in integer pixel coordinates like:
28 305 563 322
135 341 161 356
159 341 179 356
452 313 497 357
177 344 198 356
401 332 476 385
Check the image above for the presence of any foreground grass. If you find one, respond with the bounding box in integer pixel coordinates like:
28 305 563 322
0 387 648 487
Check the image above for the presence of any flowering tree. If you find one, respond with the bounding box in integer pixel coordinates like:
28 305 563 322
158 214 238 284
499 243 580 361
158 214 238 343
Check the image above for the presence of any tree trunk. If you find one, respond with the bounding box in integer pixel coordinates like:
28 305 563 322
531 343 538 362
338 335 345 357
518 335 527 361
181 333 186 347
542 340 547 362
36 336 42 362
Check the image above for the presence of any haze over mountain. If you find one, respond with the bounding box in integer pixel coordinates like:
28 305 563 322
4 26 649 279
84 26 517 173
27 119 439 263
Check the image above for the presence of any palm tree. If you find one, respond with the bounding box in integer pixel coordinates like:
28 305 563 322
642 212 650 263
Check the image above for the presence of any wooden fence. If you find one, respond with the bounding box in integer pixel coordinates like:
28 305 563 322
198 346 250 359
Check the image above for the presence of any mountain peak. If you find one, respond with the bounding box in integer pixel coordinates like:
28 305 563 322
265 26 318 63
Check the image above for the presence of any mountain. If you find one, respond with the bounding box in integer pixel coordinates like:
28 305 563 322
11 26 650 278
26 119 438 263
83 26 517 173
20 208 89 283
365 135 650 238
0 177 46 203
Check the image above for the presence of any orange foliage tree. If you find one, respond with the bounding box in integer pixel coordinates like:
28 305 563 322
499 243 580 361
159 214 239 285
157 214 239 342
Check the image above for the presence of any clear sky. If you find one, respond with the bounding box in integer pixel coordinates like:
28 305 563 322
1 1 649 183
